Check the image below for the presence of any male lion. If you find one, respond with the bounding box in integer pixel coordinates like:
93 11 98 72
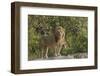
36 26 67 58
54 26 67 56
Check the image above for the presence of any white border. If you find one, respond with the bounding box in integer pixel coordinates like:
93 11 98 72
20 6 95 70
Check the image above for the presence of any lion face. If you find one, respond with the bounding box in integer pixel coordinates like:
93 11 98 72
54 26 65 42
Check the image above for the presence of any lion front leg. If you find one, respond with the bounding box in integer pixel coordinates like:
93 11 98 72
41 48 44 59
57 46 62 56
44 47 48 59
54 47 58 57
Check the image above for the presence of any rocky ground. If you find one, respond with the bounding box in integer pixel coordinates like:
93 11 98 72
30 53 88 61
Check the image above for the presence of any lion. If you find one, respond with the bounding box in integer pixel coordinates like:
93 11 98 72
36 26 67 58
53 26 67 56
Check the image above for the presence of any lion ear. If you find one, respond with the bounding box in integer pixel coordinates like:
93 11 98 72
61 27 65 31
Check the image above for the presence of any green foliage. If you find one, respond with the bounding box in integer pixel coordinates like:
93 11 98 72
28 15 88 60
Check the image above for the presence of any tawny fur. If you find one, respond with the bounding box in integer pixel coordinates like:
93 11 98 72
38 26 67 58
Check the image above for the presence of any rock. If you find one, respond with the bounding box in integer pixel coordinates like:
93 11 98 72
30 53 88 61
